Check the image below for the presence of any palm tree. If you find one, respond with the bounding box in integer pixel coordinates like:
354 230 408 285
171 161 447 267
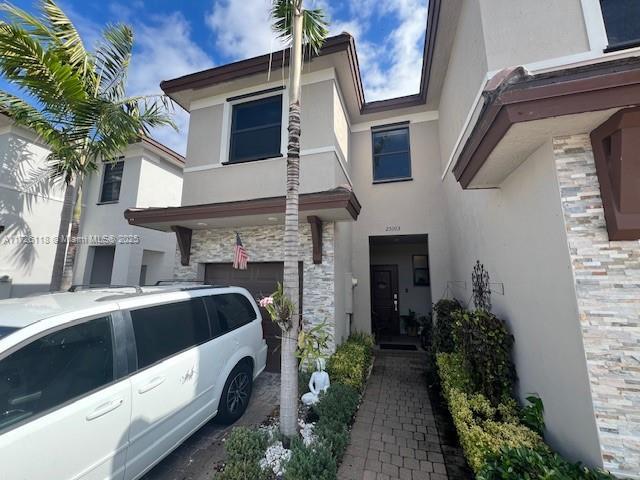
0 0 175 291
270 0 328 439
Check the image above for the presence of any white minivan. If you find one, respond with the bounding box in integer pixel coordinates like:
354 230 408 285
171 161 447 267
0 284 268 480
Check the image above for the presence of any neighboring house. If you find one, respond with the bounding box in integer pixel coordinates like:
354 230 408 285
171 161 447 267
0 111 184 296
125 1 640 477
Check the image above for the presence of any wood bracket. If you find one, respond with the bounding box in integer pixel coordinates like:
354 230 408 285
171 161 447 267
307 216 323 264
171 225 192 266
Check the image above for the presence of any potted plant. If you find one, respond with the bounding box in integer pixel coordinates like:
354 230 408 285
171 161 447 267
404 309 418 337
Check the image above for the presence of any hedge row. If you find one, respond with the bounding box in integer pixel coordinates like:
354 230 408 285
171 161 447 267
218 333 375 480
433 300 616 479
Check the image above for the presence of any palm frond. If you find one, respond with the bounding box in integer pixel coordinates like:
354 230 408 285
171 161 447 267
271 0 328 54
0 89 65 146
0 2 53 39
94 23 133 98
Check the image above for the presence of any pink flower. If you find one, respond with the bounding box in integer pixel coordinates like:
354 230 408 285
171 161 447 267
259 296 274 307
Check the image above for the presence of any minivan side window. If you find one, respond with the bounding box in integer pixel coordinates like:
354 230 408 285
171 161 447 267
208 293 257 332
0 316 114 432
130 298 210 369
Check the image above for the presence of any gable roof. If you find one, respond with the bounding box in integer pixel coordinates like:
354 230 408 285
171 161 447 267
160 0 442 115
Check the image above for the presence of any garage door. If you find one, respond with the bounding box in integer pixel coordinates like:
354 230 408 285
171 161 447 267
204 262 302 373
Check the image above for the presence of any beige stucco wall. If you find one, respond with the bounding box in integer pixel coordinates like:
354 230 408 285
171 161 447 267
443 140 602 467
350 120 450 334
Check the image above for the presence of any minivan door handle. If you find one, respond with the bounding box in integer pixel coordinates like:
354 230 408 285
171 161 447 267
86 398 123 421
138 376 166 394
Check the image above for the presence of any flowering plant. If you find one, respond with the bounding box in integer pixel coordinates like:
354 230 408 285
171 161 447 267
260 282 295 331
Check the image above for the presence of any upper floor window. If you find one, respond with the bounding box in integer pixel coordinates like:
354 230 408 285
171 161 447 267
99 159 124 203
372 125 411 183
229 95 282 163
601 0 640 51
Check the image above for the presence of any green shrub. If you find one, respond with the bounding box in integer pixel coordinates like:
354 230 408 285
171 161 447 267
327 340 371 391
452 309 516 405
218 459 269 480
313 383 360 425
437 353 543 473
348 331 375 351
433 299 463 353
284 439 337 480
315 417 349 459
298 369 313 396
520 395 545 437
478 446 618 480
219 427 270 480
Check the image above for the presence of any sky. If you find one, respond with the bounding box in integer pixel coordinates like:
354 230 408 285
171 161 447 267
3 0 429 155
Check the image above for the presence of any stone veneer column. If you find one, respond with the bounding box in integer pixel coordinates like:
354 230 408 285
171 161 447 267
553 134 640 478
173 222 336 351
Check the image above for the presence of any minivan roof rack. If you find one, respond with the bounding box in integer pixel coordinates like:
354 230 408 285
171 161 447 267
154 280 205 286
69 284 143 293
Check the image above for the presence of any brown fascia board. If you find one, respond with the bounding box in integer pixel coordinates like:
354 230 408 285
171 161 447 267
453 56 640 189
124 187 362 227
160 0 441 115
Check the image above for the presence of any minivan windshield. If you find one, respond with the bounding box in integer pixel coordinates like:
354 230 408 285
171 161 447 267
0 326 18 339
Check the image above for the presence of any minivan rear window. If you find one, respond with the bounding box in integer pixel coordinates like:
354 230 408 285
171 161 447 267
207 293 257 332
130 298 210 369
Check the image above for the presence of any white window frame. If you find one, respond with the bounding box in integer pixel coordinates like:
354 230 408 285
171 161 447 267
220 88 288 165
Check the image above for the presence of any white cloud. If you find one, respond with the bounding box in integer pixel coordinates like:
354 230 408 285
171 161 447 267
127 13 214 155
206 0 286 60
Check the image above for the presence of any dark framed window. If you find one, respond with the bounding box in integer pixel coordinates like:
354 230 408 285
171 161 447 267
99 159 124 203
0 316 114 432
601 0 640 51
130 298 210 369
229 95 282 163
206 293 257 333
412 255 430 287
372 125 411 182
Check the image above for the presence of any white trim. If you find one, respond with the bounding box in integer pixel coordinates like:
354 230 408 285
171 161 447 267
580 0 608 52
351 110 439 133
189 68 336 111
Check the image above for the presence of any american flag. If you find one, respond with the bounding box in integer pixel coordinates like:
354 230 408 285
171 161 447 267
233 232 248 270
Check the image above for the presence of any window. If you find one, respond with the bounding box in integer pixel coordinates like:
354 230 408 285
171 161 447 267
601 0 640 50
99 160 124 203
372 126 411 182
0 317 114 432
207 294 257 332
229 95 282 163
130 298 210 369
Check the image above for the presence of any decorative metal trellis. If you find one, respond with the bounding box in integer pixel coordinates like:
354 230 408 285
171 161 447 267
472 260 491 312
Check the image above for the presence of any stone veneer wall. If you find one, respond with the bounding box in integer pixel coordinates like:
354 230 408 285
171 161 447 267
553 134 640 478
174 222 337 351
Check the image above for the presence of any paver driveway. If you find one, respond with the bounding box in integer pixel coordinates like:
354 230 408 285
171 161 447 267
141 372 280 480
338 350 471 480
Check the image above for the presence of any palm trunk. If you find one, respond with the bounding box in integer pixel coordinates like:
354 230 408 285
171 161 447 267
49 178 76 292
60 185 83 290
280 3 304 439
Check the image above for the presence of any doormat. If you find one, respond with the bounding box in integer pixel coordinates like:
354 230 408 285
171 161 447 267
379 343 418 351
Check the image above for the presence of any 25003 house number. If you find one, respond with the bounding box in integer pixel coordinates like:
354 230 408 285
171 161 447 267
385 225 401 232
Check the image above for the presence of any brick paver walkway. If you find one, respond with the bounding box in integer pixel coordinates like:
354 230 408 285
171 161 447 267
338 350 470 480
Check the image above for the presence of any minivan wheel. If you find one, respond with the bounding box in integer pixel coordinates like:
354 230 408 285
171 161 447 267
217 363 253 424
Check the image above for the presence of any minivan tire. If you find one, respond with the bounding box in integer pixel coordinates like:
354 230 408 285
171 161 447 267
216 362 253 424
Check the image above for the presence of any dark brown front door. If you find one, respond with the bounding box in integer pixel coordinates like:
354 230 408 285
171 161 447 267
204 262 301 373
371 265 399 336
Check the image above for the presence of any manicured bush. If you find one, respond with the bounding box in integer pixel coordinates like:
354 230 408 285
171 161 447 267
219 427 270 480
348 331 375 351
312 383 360 425
478 446 617 480
327 339 372 391
284 439 337 480
433 298 463 354
452 309 516 405
437 353 543 473
314 418 349 459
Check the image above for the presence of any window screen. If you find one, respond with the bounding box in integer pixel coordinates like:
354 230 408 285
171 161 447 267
100 160 124 203
372 127 411 182
229 95 282 163
208 294 257 332
130 298 210 369
0 316 114 432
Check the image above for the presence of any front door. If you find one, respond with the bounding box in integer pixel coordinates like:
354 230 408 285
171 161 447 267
371 265 399 336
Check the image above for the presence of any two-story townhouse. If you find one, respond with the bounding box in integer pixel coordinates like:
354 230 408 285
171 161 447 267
126 1 640 476
0 111 184 296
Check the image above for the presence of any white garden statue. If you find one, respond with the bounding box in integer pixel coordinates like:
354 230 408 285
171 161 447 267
301 359 331 406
